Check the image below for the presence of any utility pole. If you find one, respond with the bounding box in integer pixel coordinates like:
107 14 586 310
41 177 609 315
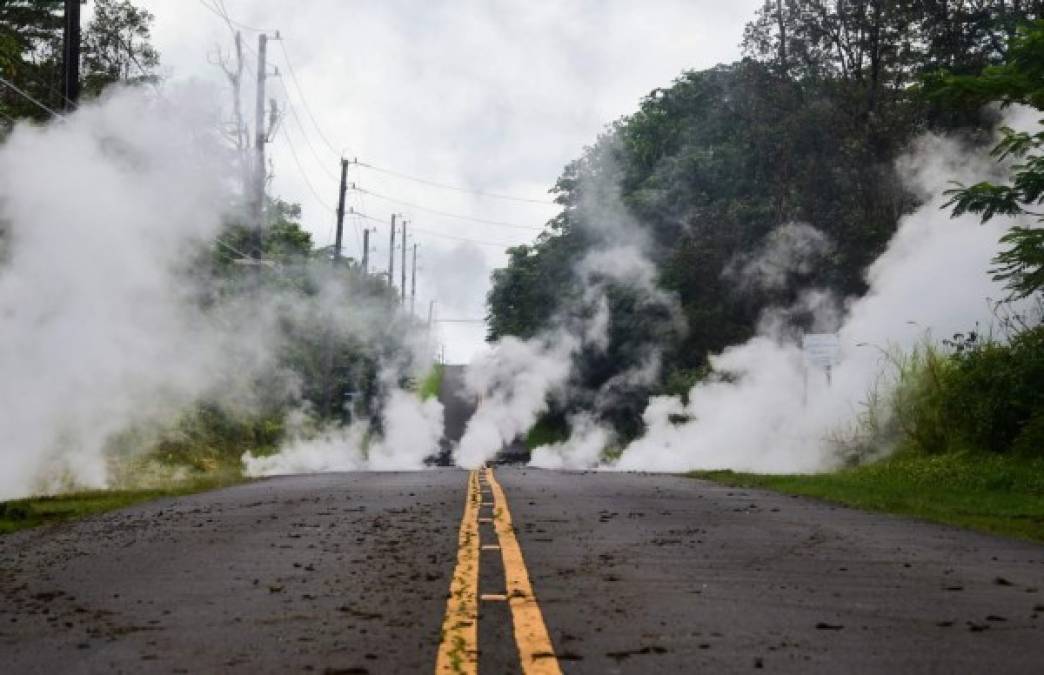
62 0 80 111
400 220 408 304
361 228 370 274
410 243 418 315
426 300 436 360
388 214 396 289
252 33 269 259
333 158 348 262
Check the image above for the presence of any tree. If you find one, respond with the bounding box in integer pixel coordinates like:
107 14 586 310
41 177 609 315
0 1 64 122
932 19 1044 298
81 0 158 97
486 1 1044 439
0 0 159 125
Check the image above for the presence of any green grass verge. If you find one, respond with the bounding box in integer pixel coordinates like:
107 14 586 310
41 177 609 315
525 418 569 450
418 363 445 401
691 451 1044 543
0 473 247 536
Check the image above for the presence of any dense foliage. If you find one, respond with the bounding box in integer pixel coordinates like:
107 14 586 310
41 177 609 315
487 0 1044 441
931 20 1044 297
0 0 157 122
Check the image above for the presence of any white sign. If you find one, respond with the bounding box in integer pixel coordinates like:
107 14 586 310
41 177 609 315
803 333 840 369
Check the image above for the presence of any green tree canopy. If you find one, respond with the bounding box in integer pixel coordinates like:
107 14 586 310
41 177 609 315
932 19 1044 298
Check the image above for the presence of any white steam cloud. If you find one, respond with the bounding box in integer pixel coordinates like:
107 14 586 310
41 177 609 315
724 221 835 292
0 86 238 498
455 332 582 469
0 86 439 499
242 386 444 475
614 128 1026 471
517 111 1039 473
455 167 681 467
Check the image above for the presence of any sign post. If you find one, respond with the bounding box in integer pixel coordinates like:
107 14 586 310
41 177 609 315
802 333 841 402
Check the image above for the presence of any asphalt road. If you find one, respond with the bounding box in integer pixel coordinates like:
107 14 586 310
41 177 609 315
2 468 1043 674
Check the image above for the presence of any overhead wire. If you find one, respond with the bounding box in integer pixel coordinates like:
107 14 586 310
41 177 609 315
274 35 553 208
197 0 271 35
350 186 543 231
0 75 63 119
276 40 349 158
351 160 557 206
350 209 522 249
215 0 273 34
410 223 520 248
215 237 252 259
197 7 550 256
274 32 555 239
272 76 341 183
276 123 338 215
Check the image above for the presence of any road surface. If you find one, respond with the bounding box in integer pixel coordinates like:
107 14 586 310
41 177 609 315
1 468 1042 673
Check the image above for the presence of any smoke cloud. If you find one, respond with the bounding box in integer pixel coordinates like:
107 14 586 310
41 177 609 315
724 222 834 292
242 385 444 475
455 155 681 467
521 111 1040 473
0 86 438 500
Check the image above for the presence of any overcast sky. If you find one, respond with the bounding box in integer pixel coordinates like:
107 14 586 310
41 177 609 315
134 0 761 363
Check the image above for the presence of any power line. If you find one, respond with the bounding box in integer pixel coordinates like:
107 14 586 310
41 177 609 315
273 77 341 183
23 68 79 112
215 237 252 259
216 0 272 33
351 186 543 231
411 224 518 248
277 123 338 214
352 160 557 206
0 76 63 119
350 209 521 249
276 40 349 158
197 0 271 34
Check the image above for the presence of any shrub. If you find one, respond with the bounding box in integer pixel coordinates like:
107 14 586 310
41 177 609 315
939 325 1044 455
894 325 1044 457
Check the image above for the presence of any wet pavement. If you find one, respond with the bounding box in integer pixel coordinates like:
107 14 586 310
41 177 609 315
499 468 1044 674
2 467 1043 673
0 471 466 674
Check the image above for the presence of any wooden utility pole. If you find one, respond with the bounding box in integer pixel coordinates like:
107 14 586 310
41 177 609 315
388 214 396 289
333 158 348 262
410 243 418 315
426 299 436 358
252 33 269 258
400 220 408 304
362 228 370 274
62 0 80 110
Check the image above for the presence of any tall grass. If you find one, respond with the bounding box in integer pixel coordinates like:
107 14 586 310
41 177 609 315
888 325 1044 458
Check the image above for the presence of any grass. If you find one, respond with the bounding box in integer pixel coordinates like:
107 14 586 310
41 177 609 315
419 363 446 401
524 418 569 450
0 472 247 536
691 451 1044 543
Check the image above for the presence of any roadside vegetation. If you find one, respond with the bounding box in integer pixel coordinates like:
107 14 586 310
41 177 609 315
0 473 246 536
694 453 1044 543
418 363 446 401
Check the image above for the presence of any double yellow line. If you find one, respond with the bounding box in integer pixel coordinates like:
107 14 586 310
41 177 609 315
436 468 561 675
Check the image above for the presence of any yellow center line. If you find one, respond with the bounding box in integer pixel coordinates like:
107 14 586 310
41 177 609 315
436 469 481 674
485 467 563 675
